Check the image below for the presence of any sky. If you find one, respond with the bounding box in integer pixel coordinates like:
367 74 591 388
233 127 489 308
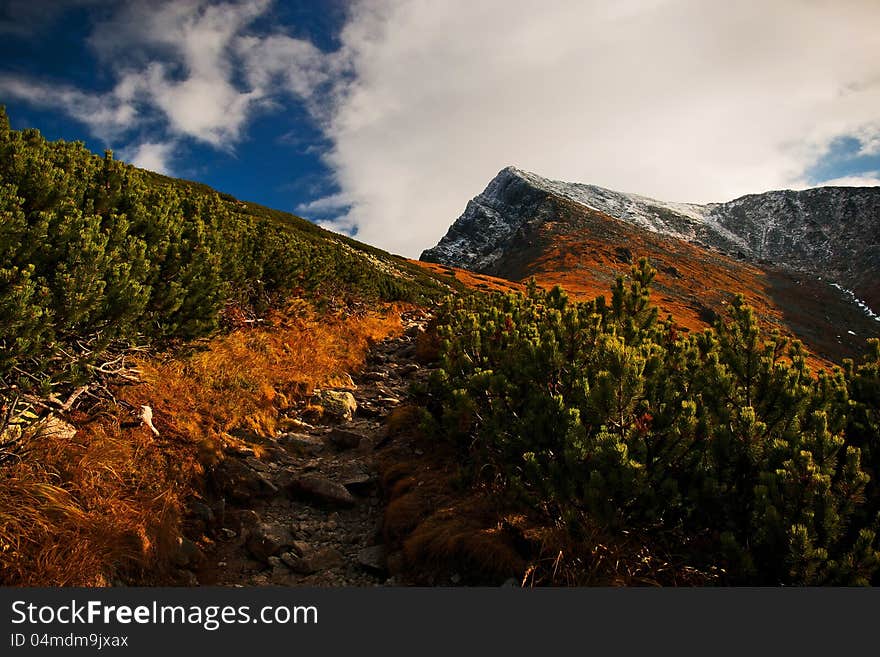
1 0 879 258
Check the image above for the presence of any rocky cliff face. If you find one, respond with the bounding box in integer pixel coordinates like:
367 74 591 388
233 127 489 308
421 167 880 310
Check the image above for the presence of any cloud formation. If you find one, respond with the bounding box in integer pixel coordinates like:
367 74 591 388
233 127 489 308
119 140 177 175
318 0 880 256
0 0 331 149
3 0 879 258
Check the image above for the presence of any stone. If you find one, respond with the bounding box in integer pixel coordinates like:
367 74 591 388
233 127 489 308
306 547 345 573
325 428 363 451
340 471 377 495
280 551 301 569
279 546 343 574
278 432 325 455
281 554 311 575
210 458 278 503
288 540 311 557
357 545 387 574
267 556 283 569
191 502 215 525
245 523 290 563
289 475 356 507
313 390 357 422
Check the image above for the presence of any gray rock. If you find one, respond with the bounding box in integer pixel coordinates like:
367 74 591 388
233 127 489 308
288 540 311 557
340 470 377 495
190 502 215 525
357 545 387 574
305 547 345 572
245 523 290 563
314 390 357 422
210 458 278 503
281 547 344 575
288 475 356 507
325 428 363 450
279 432 325 454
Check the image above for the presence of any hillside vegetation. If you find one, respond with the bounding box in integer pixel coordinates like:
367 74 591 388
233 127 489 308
422 260 880 584
0 109 453 585
0 106 448 399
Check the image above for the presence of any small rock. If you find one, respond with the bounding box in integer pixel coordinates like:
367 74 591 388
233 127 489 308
313 390 357 422
450 573 461 584
362 371 388 381
306 547 345 572
191 501 215 525
357 545 388 574
325 428 363 450
280 551 300 569
399 363 420 375
278 432 325 454
289 475 356 507
289 540 311 557
245 523 290 563
267 556 283 569
283 555 312 574
220 528 237 540
340 471 377 495
282 547 344 575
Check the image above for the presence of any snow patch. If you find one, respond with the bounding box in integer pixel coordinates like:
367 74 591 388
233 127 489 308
829 282 880 322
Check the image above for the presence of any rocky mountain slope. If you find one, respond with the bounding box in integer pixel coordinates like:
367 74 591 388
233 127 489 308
421 167 880 363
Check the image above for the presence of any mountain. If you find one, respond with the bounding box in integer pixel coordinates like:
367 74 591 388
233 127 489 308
421 166 880 363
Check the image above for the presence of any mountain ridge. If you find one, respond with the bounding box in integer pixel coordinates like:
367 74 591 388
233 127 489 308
421 166 880 312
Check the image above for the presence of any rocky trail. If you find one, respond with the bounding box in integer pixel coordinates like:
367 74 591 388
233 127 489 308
179 309 433 587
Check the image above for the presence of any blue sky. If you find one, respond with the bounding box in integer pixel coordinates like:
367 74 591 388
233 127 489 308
1 1 879 257
0 0 350 225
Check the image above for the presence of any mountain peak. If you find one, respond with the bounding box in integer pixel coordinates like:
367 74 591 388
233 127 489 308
422 168 880 316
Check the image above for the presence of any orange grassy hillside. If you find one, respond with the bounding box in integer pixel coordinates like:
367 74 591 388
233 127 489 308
464 196 879 368
0 302 404 586
412 260 524 294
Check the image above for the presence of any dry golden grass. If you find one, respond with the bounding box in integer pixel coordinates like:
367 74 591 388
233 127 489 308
0 301 404 586
0 417 186 586
126 300 403 452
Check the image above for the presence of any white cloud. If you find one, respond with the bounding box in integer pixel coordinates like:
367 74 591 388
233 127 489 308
295 191 352 215
120 141 176 174
320 0 880 256
813 172 880 187
0 74 137 140
88 0 274 147
6 0 880 260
